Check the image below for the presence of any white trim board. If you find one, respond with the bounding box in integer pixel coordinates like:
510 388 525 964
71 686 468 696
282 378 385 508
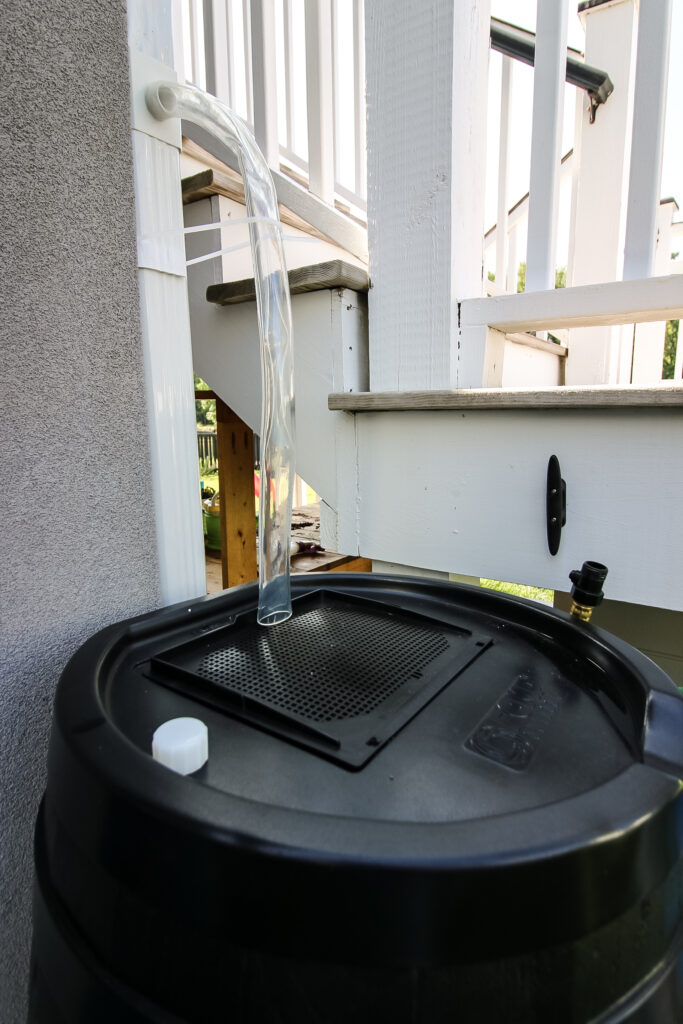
461 274 683 333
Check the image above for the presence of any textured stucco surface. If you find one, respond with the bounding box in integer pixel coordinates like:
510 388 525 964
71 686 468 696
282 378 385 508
0 3 162 1019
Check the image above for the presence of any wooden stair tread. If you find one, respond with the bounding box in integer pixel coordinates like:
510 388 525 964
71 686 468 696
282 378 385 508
181 161 332 244
327 384 683 412
182 167 237 205
207 259 370 306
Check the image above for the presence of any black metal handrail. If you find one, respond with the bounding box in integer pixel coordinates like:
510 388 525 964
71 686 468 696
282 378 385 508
491 16 613 121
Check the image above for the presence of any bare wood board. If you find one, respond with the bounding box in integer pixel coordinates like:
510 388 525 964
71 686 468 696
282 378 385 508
328 384 683 412
215 398 258 588
181 155 328 242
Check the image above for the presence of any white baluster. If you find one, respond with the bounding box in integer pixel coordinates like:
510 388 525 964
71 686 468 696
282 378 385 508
250 0 279 166
623 0 673 280
332 0 339 188
242 0 253 125
189 0 206 89
283 0 294 152
203 0 230 103
526 0 569 293
305 0 335 203
172 0 187 83
496 56 512 292
353 0 366 200
225 0 237 108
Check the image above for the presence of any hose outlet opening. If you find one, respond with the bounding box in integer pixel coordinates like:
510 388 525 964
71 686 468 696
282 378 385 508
145 83 179 121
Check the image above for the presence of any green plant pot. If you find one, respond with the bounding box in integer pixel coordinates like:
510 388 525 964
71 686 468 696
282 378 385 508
202 509 221 553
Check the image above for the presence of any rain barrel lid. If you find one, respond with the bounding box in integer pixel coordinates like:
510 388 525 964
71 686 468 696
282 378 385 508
49 573 683 965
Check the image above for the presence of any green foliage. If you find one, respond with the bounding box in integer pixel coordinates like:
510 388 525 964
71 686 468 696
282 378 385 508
199 456 217 479
516 262 565 292
488 270 496 282
662 320 679 379
480 578 554 604
194 374 216 427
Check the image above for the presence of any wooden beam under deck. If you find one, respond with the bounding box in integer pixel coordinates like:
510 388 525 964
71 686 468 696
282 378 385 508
215 398 258 589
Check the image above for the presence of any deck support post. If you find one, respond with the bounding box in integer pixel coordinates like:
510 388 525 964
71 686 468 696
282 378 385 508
364 0 490 391
216 397 258 589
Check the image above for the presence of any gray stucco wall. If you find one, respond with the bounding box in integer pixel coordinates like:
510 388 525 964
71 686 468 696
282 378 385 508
0 3 162 1019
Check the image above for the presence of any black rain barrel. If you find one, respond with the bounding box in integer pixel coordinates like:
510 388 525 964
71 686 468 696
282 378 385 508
30 574 683 1023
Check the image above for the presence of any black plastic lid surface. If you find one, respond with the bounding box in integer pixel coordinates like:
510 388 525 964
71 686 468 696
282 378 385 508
46 574 683 965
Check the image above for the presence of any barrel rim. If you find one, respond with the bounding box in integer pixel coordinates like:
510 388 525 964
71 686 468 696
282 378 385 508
43 573 683 964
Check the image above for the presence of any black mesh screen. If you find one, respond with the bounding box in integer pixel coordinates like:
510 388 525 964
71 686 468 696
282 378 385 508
151 590 490 769
194 604 449 722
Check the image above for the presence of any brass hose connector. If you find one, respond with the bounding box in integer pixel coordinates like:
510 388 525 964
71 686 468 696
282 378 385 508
569 600 594 622
568 562 608 623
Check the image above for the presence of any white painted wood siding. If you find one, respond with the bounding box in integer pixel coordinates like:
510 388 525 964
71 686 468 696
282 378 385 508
340 408 683 611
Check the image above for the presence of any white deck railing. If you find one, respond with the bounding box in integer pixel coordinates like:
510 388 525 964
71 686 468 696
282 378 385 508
177 0 680 384
487 3 677 294
483 0 680 384
178 0 367 220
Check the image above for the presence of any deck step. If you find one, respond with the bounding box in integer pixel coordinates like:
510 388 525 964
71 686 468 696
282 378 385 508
181 135 368 261
327 384 683 412
181 164 332 243
206 259 370 306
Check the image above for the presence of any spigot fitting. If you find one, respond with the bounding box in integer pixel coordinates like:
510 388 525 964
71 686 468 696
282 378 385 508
569 561 608 623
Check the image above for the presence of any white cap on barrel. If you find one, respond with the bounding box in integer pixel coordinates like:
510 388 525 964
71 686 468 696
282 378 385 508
152 717 208 775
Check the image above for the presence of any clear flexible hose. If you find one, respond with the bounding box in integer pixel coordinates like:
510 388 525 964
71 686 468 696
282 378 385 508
146 82 295 626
